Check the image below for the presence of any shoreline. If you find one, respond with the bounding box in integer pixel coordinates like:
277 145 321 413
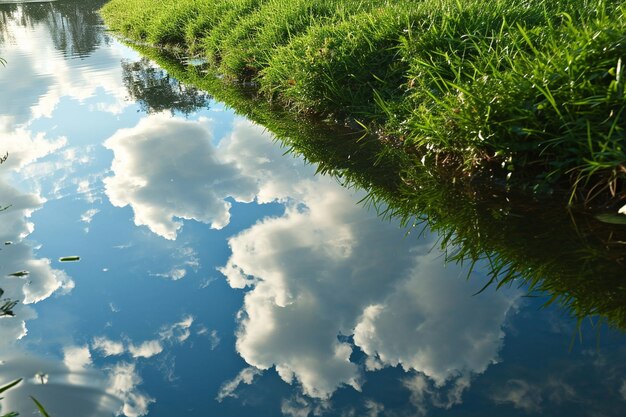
100 0 626 209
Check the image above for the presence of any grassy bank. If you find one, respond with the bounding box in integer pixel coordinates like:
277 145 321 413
101 0 626 205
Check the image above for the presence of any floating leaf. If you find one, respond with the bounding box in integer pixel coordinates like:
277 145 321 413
7 271 28 278
59 256 80 262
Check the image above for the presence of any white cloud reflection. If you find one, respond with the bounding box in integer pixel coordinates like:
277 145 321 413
215 121 521 405
0 178 74 348
216 366 263 402
97 94 521 407
92 336 125 357
103 115 257 240
128 340 163 359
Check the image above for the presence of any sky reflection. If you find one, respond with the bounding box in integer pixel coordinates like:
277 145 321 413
1 2 626 417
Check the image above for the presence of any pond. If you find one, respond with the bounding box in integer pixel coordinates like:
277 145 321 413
1 1 625 416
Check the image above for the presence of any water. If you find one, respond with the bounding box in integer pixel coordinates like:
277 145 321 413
1 1 625 416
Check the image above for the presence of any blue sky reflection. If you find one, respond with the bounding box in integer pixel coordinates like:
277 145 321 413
1 2 626 416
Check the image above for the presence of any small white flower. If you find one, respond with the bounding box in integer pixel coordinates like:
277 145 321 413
618 204 626 215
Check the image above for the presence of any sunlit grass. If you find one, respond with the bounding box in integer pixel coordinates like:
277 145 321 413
101 0 626 205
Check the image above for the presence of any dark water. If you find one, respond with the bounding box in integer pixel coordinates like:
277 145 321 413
1 1 625 416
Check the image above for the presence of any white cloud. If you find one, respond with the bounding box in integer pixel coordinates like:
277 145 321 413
107 362 154 417
0 179 74 348
150 245 200 280
209 330 221 350
364 399 385 417
216 120 520 401
159 315 194 343
491 379 543 413
353 251 516 385
221 186 517 399
151 268 187 280
0 129 67 173
216 367 263 402
128 340 163 359
80 208 100 224
218 119 316 203
103 115 258 240
62 345 92 372
281 397 313 417
62 345 92 386
402 372 472 415
92 337 125 357
280 395 330 417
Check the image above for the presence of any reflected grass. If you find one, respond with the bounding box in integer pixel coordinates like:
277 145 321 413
0 379 51 417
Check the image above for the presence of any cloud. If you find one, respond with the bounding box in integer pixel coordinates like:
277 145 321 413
280 395 329 417
217 120 520 401
150 268 187 280
209 330 221 350
92 337 125 357
63 345 93 372
159 315 194 344
352 251 517 385
0 129 67 173
402 373 472 415
80 208 100 224
216 367 263 402
128 340 163 359
107 362 154 417
491 379 543 413
221 185 517 400
197 327 220 350
0 179 74 348
149 245 200 281
218 119 317 203
103 115 258 240
364 399 385 417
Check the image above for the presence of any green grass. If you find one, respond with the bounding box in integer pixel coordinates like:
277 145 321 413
101 0 626 205
0 379 52 417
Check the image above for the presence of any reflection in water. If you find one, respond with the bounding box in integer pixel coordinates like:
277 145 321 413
0 173 74 346
102 113 520 406
1 2 626 417
138 50 626 331
0 352 133 417
103 114 257 239
0 0 108 58
121 57 211 116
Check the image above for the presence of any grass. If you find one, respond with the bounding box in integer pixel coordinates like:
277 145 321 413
119 46 626 330
101 0 626 206
0 379 51 417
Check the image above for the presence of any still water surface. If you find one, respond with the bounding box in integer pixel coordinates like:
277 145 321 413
1 1 625 416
